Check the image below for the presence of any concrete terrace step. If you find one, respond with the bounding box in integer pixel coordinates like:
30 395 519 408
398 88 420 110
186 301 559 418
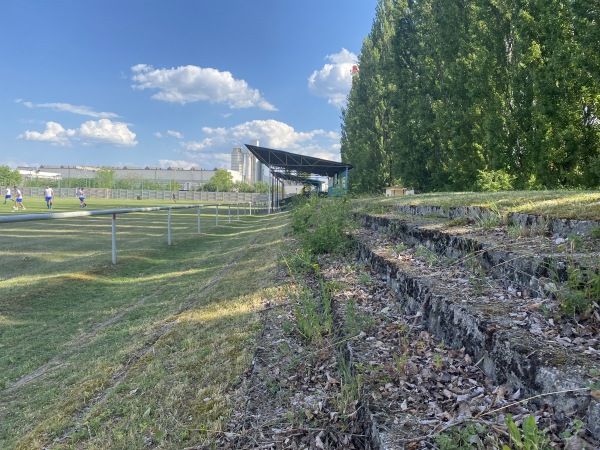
395 204 600 238
353 212 600 442
360 213 600 299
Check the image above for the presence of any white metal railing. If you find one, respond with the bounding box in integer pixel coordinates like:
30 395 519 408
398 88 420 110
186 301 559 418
0 202 265 264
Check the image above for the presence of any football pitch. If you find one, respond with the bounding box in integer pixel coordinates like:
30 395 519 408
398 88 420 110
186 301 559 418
0 197 288 449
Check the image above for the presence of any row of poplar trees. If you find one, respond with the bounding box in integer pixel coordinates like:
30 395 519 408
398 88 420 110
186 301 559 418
341 0 600 193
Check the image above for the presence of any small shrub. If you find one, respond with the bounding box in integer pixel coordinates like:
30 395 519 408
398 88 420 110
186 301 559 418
290 196 354 255
282 248 314 274
475 169 515 192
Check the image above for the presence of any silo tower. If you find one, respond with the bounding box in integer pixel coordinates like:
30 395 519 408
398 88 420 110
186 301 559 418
231 147 243 172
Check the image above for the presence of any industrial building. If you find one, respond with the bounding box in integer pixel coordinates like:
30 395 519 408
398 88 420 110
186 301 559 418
16 144 341 197
21 165 217 190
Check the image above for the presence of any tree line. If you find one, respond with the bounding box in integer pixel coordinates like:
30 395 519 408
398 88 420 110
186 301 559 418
1 166 269 193
341 0 600 193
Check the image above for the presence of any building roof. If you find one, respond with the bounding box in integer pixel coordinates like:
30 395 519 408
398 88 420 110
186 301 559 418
245 144 352 177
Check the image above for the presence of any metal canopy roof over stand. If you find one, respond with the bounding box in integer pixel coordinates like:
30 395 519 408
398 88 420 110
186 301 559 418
244 144 352 212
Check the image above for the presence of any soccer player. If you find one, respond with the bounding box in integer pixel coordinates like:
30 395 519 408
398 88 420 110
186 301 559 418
4 186 12 204
44 185 54 209
77 187 87 208
13 186 25 211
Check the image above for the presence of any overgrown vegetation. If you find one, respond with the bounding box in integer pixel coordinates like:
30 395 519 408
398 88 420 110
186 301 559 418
290 195 355 255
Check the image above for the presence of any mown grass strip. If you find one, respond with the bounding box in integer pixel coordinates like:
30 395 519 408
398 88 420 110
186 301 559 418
0 200 288 449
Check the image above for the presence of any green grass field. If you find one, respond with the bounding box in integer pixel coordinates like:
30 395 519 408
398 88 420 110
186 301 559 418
0 197 288 449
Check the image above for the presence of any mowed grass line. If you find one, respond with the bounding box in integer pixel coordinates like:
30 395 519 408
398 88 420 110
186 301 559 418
353 190 600 220
0 199 288 449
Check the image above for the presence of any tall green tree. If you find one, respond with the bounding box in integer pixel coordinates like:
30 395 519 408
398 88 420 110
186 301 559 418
0 166 22 186
391 0 450 191
204 169 233 192
95 167 116 188
341 0 399 194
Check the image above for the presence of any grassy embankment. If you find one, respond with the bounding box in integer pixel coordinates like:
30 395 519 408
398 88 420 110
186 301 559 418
352 189 600 221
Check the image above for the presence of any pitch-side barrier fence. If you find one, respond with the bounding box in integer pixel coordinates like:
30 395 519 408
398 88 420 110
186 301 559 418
0 202 265 265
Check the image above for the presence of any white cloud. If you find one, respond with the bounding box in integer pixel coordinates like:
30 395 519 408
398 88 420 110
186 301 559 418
176 119 342 170
308 48 357 108
167 130 183 139
203 120 320 149
79 119 137 146
155 130 184 139
180 138 213 151
20 119 137 147
19 122 76 146
16 99 120 119
131 64 277 111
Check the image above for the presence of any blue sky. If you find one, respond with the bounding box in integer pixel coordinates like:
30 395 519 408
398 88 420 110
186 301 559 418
0 1 377 171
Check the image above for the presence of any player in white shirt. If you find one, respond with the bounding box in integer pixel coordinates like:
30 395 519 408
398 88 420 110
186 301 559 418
44 185 54 209
4 186 12 205
13 186 25 211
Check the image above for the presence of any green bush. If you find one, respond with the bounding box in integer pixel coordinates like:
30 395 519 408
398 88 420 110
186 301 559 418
290 196 354 255
475 169 515 192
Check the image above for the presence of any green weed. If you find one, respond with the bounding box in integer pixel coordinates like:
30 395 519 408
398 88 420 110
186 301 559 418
446 217 471 227
474 204 505 229
334 358 361 417
503 414 550 450
293 281 334 345
559 265 600 315
435 422 491 449
394 242 407 253
344 298 375 337
415 245 438 267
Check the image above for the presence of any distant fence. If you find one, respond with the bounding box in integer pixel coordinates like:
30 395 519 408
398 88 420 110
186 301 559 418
21 187 269 203
0 202 267 265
